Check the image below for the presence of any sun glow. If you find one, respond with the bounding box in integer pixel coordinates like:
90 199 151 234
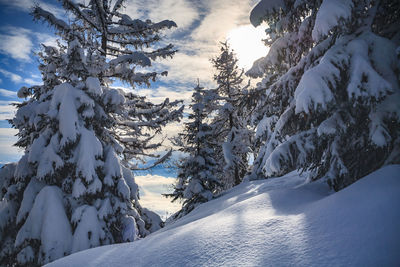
226 25 268 70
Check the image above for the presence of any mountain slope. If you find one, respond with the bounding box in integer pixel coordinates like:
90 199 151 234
47 165 400 266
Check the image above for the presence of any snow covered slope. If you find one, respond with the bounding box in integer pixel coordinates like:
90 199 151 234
47 165 400 266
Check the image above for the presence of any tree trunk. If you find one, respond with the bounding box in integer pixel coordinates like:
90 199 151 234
101 32 107 56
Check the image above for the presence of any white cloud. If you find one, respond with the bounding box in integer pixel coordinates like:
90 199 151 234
0 127 22 164
0 0 65 17
158 53 214 86
125 0 263 88
119 0 262 87
0 28 33 61
0 100 18 120
0 0 266 96
0 68 22 83
157 121 185 149
0 68 41 86
0 0 32 11
135 174 181 218
135 85 192 104
23 78 41 86
191 0 253 43
0 26 61 63
124 0 199 31
33 32 59 48
0 88 17 98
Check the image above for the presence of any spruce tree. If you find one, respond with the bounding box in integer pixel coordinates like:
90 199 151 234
210 42 252 190
165 82 219 219
0 1 182 265
247 0 400 190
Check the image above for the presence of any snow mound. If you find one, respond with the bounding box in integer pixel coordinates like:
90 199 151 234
47 165 400 266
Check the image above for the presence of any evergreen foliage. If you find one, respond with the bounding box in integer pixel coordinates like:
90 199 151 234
247 0 400 190
210 42 252 190
1 1 399 264
165 82 219 219
0 0 182 265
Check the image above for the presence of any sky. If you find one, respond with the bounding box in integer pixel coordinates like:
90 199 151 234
0 0 267 217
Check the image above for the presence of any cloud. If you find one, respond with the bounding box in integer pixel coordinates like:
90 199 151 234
33 32 59 48
0 0 65 17
0 0 265 93
157 53 214 87
0 127 22 164
119 0 261 87
0 28 33 61
0 26 60 63
0 69 22 83
135 174 182 218
0 68 41 86
124 0 262 89
123 0 199 31
0 88 17 98
191 0 253 43
135 85 193 104
155 121 186 149
23 78 41 86
0 100 18 120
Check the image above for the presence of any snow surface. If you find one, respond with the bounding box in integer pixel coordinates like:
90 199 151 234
47 165 400 266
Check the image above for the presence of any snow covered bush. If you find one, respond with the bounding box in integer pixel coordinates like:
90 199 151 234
210 42 253 190
165 82 220 219
0 0 182 266
247 0 400 190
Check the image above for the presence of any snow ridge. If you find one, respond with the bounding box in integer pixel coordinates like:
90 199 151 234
47 165 400 267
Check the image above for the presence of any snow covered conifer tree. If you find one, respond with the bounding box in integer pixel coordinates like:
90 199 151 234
210 42 252 189
247 0 400 190
0 1 182 265
165 82 219 219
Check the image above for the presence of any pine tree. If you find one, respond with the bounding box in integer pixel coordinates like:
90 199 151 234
247 0 400 190
165 82 219 219
210 42 252 190
0 1 182 265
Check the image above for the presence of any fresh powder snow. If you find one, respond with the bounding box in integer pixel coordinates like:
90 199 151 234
46 165 400 266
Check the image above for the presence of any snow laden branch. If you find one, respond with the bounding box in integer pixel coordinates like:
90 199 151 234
32 6 71 38
32 0 177 86
165 83 220 219
0 1 182 266
208 42 253 190
112 93 183 168
131 149 173 171
248 0 400 190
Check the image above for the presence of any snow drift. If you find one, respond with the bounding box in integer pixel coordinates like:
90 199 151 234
47 165 400 266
